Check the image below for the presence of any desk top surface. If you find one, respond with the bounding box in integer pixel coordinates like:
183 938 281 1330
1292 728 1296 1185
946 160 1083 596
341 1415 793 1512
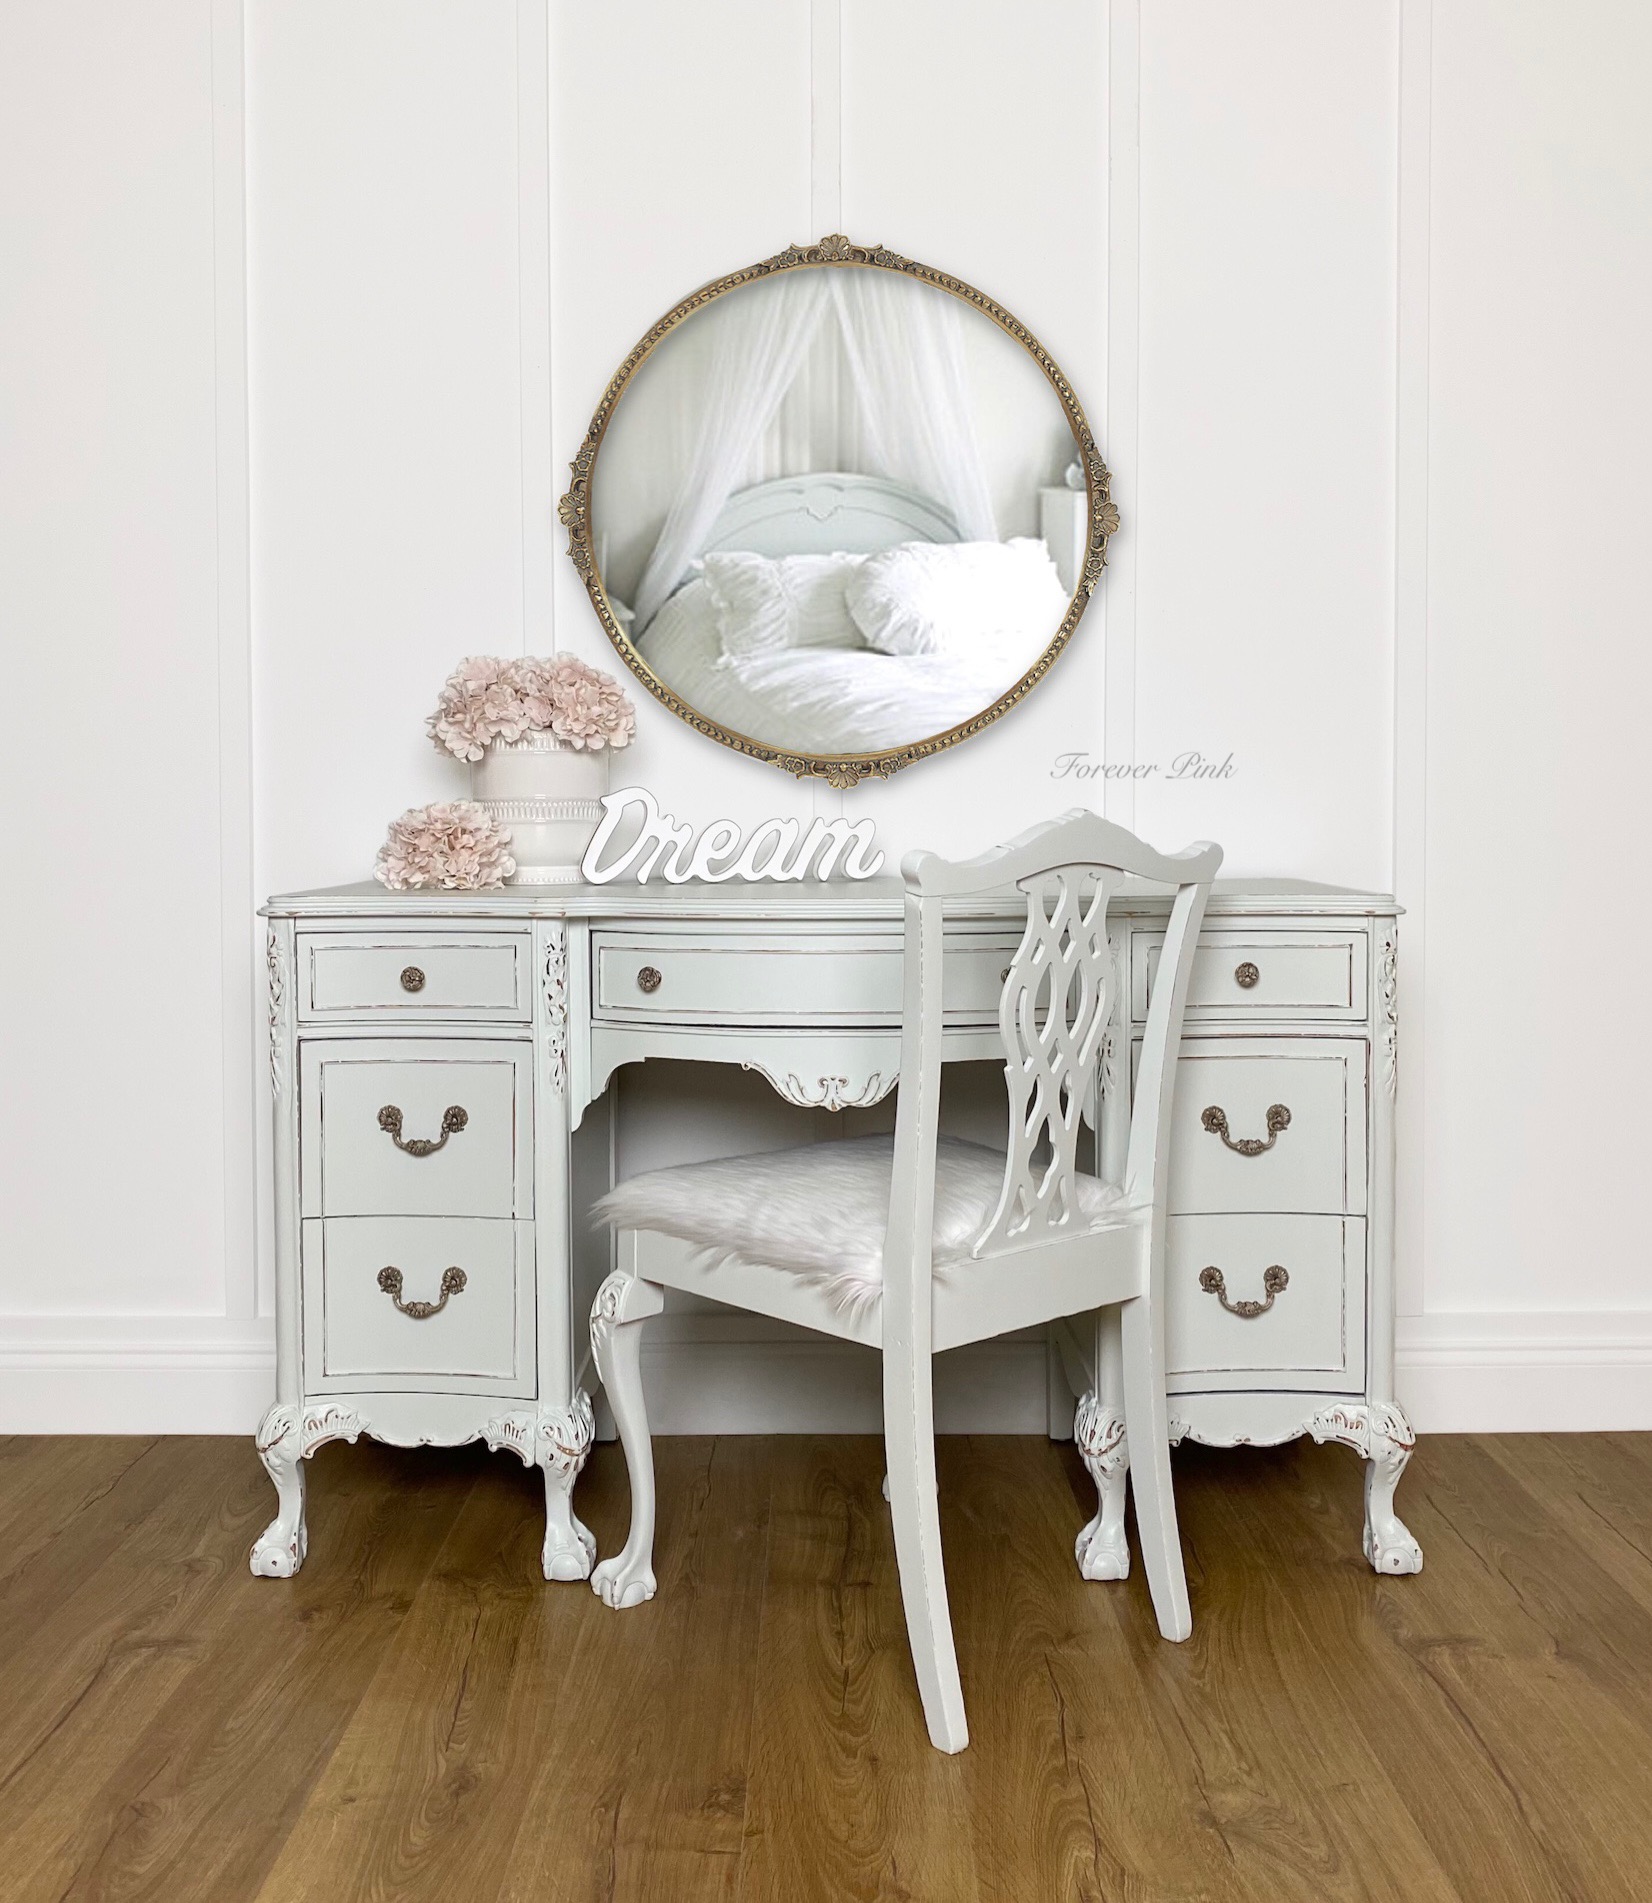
265 876 1399 922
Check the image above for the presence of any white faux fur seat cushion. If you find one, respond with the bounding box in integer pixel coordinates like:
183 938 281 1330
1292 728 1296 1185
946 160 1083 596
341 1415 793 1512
592 1133 1129 1308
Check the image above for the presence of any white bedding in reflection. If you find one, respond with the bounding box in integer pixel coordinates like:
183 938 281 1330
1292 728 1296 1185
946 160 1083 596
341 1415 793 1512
636 576 1050 755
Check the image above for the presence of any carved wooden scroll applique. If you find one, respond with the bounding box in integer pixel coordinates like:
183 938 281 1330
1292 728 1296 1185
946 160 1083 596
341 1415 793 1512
580 785 884 884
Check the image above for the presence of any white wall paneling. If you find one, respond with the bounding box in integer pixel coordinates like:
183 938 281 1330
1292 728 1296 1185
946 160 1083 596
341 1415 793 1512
0 0 263 1428
4 1 1650 1432
1410 0 1652 1348
1392 0 1433 1329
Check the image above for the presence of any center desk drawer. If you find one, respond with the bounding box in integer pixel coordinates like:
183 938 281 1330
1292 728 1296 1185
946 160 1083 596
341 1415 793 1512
302 1215 534 1397
592 930 1019 1028
1133 928 1369 1023
296 932 531 1022
300 1039 532 1219
1148 1036 1368 1216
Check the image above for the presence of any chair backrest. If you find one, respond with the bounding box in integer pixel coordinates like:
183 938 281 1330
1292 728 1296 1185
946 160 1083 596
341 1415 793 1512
884 812 1221 1305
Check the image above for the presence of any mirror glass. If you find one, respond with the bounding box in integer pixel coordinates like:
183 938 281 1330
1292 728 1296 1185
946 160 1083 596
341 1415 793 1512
565 242 1111 784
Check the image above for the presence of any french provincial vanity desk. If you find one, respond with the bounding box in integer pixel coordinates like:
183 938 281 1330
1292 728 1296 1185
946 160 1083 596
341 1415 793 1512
252 876 1420 1583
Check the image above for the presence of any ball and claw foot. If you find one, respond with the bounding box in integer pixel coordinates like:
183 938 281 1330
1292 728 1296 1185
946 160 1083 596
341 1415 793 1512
1365 1509 1424 1575
1076 1514 1131 1581
543 1518 597 1583
250 1519 306 1578
592 1552 656 1609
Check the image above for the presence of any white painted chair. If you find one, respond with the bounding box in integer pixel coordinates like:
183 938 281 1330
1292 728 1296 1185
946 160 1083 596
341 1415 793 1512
587 811 1221 1752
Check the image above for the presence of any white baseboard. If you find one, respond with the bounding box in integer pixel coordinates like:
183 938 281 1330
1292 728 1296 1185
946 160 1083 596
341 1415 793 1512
0 1321 277 1434
1396 1311 1652 1433
2 1311 1649 1436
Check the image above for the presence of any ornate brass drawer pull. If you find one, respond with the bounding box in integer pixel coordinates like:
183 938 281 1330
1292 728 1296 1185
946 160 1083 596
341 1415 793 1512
1201 1103 1291 1156
377 1264 466 1319
636 966 663 994
1199 1263 1288 1319
1234 961 1260 989
400 965 426 993
377 1104 468 1156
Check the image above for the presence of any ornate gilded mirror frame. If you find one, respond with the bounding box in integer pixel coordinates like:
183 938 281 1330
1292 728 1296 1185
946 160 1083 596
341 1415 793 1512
557 234 1119 788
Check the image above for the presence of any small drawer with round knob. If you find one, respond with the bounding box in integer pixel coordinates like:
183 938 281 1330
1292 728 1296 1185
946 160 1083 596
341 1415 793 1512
1131 928 1370 1024
590 930 1022 1029
295 931 532 1022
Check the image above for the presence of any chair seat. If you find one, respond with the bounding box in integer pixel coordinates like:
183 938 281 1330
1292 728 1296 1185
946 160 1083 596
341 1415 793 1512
593 1134 1131 1310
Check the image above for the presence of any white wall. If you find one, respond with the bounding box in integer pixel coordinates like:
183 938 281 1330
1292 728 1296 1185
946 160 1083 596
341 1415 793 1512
3 0 1649 1431
0 0 263 1424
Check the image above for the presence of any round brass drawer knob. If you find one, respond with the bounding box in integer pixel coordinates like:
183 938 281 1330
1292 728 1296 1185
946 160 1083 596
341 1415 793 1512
1234 961 1260 990
400 965 427 993
637 966 663 994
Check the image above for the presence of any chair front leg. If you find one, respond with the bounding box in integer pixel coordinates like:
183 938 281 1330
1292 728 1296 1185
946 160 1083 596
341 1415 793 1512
589 1265 665 1609
1119 1291 1192 1642
883 1347 968 1753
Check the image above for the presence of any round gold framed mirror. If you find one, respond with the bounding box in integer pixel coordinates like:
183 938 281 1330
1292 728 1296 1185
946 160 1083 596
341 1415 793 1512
558 234 1117 788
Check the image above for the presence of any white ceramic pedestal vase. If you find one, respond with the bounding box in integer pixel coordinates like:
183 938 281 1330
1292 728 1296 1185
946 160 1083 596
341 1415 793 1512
472 732 610 884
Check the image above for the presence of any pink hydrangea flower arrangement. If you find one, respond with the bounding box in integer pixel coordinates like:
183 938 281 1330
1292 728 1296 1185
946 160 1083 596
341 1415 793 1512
428 654 636 763
375 802 518 891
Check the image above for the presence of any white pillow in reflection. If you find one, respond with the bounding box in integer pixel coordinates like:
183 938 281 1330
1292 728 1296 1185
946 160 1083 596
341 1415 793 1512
703 550 868 662
846 538 1069 658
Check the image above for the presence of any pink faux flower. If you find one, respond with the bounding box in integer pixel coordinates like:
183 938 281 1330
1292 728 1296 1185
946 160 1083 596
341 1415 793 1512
427 652 636 760
374 801 517 891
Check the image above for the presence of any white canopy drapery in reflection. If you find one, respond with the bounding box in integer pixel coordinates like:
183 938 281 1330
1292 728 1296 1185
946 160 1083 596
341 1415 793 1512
629 270 999 631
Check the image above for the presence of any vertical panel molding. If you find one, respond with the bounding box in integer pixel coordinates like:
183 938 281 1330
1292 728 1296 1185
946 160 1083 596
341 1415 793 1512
1103 0 1140 828
810 0 842 237
213 0 258 1325
519 0 554 655
1393 0 1431 1319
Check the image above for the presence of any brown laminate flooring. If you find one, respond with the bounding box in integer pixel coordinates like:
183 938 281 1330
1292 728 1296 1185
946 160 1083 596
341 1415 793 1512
2 1429 1650 1901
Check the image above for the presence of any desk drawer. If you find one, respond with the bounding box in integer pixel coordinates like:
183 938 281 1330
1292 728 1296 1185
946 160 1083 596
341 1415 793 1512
1133 929 1368 1024
1166 1214 1365 1393
1151 1037 1367 1216
591 930 1018 1028
300 1040 532 1219
297 932 531 1021
302 1216 534 1396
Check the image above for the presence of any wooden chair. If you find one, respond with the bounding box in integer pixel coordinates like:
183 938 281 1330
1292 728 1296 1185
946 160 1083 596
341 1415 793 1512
586 811 1221 1752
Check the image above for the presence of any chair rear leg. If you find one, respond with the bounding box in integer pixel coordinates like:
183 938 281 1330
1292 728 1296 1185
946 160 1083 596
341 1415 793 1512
883 1349 969 1753
589 1264 665 1609
1119 1292 1192 1641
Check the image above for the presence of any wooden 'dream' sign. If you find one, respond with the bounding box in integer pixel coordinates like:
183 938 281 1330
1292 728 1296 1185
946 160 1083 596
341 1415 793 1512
580 786 884 885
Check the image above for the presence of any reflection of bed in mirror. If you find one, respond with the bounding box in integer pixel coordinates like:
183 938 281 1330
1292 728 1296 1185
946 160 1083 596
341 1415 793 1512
630 472 1071 757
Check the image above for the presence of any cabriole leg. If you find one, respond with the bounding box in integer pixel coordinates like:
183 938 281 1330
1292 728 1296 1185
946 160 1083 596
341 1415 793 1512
537 1394 597 1581
250 1402 307 1578
1363 1407 1424 1575
1308 1401 1424 1575
589 1267 665 1609
1075 1310 1131 1580
1074 1390 1131 1581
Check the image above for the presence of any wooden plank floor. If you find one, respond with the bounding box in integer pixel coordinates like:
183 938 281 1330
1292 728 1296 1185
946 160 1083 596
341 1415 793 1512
2 1431 1650 1902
